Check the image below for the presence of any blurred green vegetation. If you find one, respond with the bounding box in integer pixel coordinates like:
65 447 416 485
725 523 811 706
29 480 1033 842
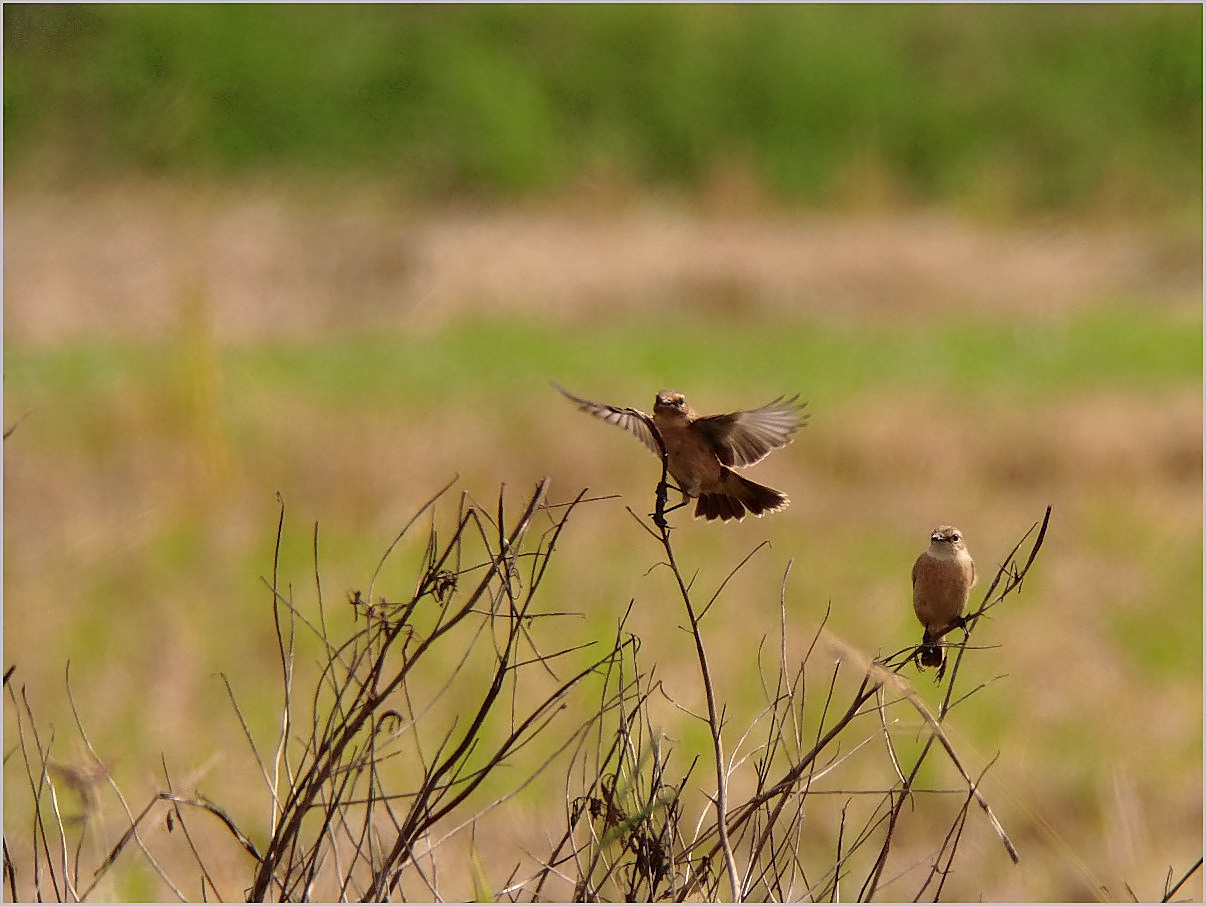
248 306 1201 411
6 306 1200 418
4 4 1201 220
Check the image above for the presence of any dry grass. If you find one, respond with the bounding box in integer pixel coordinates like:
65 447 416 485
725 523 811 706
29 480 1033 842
4 477 1057 902
3 184 1201 901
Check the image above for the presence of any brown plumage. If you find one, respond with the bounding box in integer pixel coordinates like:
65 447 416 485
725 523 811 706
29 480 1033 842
911 525 977 672
555 384 808 521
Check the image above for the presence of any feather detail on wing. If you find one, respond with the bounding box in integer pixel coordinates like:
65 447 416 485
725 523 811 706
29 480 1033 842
693 395 809 467
552 382 660 456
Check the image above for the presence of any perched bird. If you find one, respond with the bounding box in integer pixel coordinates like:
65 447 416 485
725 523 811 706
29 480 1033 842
911 525 977 673
554 383 808 521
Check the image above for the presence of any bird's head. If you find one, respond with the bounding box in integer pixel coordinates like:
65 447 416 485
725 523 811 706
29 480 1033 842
930 525 967 552
653 390 690 417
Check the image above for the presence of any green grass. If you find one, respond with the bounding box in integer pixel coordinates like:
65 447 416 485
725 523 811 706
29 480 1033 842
11 305 1194 411
4 5 1201 220
343 306 1198 404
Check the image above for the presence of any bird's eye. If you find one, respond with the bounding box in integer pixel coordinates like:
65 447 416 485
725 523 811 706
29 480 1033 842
951 533 961 542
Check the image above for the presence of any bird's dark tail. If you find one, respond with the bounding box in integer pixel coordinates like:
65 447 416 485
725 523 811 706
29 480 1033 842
918 640 945 668
694 470 789 522
918 618 967 674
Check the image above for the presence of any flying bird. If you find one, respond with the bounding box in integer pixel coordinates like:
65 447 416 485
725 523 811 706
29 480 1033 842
911 525 977 675
554 383 808 522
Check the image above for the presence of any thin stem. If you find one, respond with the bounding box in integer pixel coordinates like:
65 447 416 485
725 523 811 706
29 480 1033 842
631 409 743 903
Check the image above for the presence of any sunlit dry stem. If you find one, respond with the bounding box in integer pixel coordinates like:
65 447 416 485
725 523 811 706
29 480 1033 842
629 408 743 903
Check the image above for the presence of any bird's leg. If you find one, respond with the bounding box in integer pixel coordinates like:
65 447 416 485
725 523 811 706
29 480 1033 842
935 614 969 641
667 484 691 509
651 484 691 519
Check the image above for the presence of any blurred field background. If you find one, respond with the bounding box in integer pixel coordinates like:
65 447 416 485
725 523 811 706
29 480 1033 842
3 4 1202 901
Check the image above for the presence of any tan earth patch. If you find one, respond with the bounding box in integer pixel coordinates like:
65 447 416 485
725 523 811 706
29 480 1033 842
4 182 1200 344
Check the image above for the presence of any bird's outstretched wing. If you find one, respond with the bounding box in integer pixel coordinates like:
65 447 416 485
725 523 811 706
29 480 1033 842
693 395 808 467
552 382 660 456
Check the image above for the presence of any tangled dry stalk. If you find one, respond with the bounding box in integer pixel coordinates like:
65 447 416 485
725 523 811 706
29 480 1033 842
6 454 1133 904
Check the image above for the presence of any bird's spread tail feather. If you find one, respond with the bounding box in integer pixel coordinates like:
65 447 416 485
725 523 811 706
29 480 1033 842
694 471 788 522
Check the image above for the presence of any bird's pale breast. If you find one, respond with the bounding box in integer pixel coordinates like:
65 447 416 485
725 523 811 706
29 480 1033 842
655 416 724 495
912 552 973 633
